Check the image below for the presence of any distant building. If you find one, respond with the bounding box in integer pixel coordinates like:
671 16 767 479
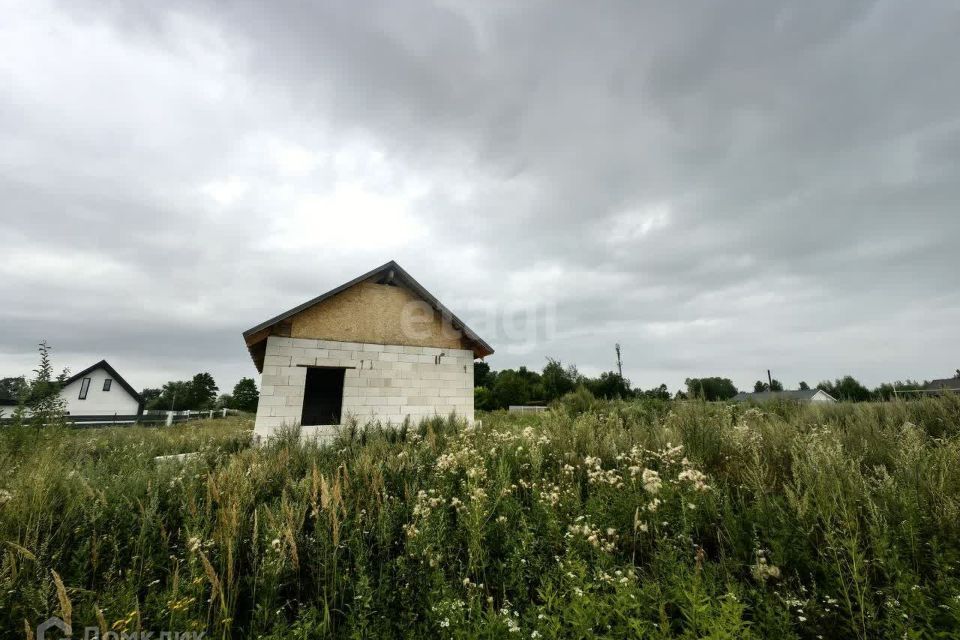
242 261 493 441
60 360 143 418
731 389 837 403
0 360 143 423
922 375 960 394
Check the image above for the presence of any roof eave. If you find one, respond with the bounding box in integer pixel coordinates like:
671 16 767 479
61 360 143 405
241 260 494 370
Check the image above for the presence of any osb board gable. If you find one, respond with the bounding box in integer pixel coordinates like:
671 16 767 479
289 281 472 351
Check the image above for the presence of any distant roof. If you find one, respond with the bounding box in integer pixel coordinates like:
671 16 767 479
731 389 835 402
61 360 143 404
924 377 960 391
242 260 494 370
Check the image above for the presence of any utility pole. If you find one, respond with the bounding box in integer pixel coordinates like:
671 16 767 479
767 369 773 389
615 343 623 378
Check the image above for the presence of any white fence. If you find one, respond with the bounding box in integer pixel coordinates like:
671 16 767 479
142 408 239 425
1 408 243 427
508 405 549 413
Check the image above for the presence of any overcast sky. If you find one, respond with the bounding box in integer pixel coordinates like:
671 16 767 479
1 0 958 395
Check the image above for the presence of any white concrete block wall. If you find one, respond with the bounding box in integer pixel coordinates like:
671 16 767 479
254 336 475 441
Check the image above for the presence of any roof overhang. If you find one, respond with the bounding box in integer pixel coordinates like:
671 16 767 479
242 260 494 372
61 360 143 406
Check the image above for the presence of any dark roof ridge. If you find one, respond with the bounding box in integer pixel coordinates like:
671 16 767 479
241 260 494 363
61 359 143 404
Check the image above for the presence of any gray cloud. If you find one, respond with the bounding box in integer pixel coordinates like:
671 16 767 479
1 0 958 394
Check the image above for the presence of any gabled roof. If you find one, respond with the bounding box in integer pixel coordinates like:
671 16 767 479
62 360 143 405
242 260 494 370
924 377 960 391
731 389 835 402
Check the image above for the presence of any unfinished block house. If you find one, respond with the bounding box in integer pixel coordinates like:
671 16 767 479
243 261 494 441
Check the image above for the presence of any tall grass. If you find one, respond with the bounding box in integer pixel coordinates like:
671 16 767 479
1 397 959 638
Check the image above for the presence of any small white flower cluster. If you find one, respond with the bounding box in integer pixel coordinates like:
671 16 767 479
567 517 618 552
677 464 711 492
431 598 465 631
412 489 445 518
784 597 809 622
405 489 449 540
499 605 521 634
655 442 685 464
596 568 635 586
584 456 625 488
536 481 563 506
641 468 662 495
436 445 481 474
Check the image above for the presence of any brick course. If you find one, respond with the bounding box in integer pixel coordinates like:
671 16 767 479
254 336 475 441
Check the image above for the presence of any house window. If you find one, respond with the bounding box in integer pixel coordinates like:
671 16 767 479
103 379 113 392
78 377 91 400
301 367 345 426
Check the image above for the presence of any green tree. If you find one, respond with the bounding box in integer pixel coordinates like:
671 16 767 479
685 377 738 401
639 383 671 400
232 377 259 413
492 369 540 408
148 380 192 411
769 379 784 391
473 361 493 388
0 376 27 401
872 379 924 401
188 373 219 410
140 388 162 407
474 386 496 411
23 341 69 428
818 375 871 402
587 372 633 400
798 381 810 390
541 358 578 402
754 380 768 393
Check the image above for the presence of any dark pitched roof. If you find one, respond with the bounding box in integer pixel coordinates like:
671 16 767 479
62 360 143 405
731 389 835 402
242 260 494 371
924 377 960 391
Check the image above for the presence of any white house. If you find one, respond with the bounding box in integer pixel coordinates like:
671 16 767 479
242 261 494 441
59 360 143 419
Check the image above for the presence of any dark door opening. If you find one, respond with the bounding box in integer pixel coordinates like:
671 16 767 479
301 367 346 426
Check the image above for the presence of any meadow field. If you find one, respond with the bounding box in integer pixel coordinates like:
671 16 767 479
2 395 960 638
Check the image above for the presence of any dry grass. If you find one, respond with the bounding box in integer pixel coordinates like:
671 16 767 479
1 399 959 638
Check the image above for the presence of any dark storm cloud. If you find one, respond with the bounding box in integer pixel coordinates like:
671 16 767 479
1 0 958 393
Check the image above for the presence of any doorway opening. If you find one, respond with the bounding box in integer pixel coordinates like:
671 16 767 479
301 367 345 426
